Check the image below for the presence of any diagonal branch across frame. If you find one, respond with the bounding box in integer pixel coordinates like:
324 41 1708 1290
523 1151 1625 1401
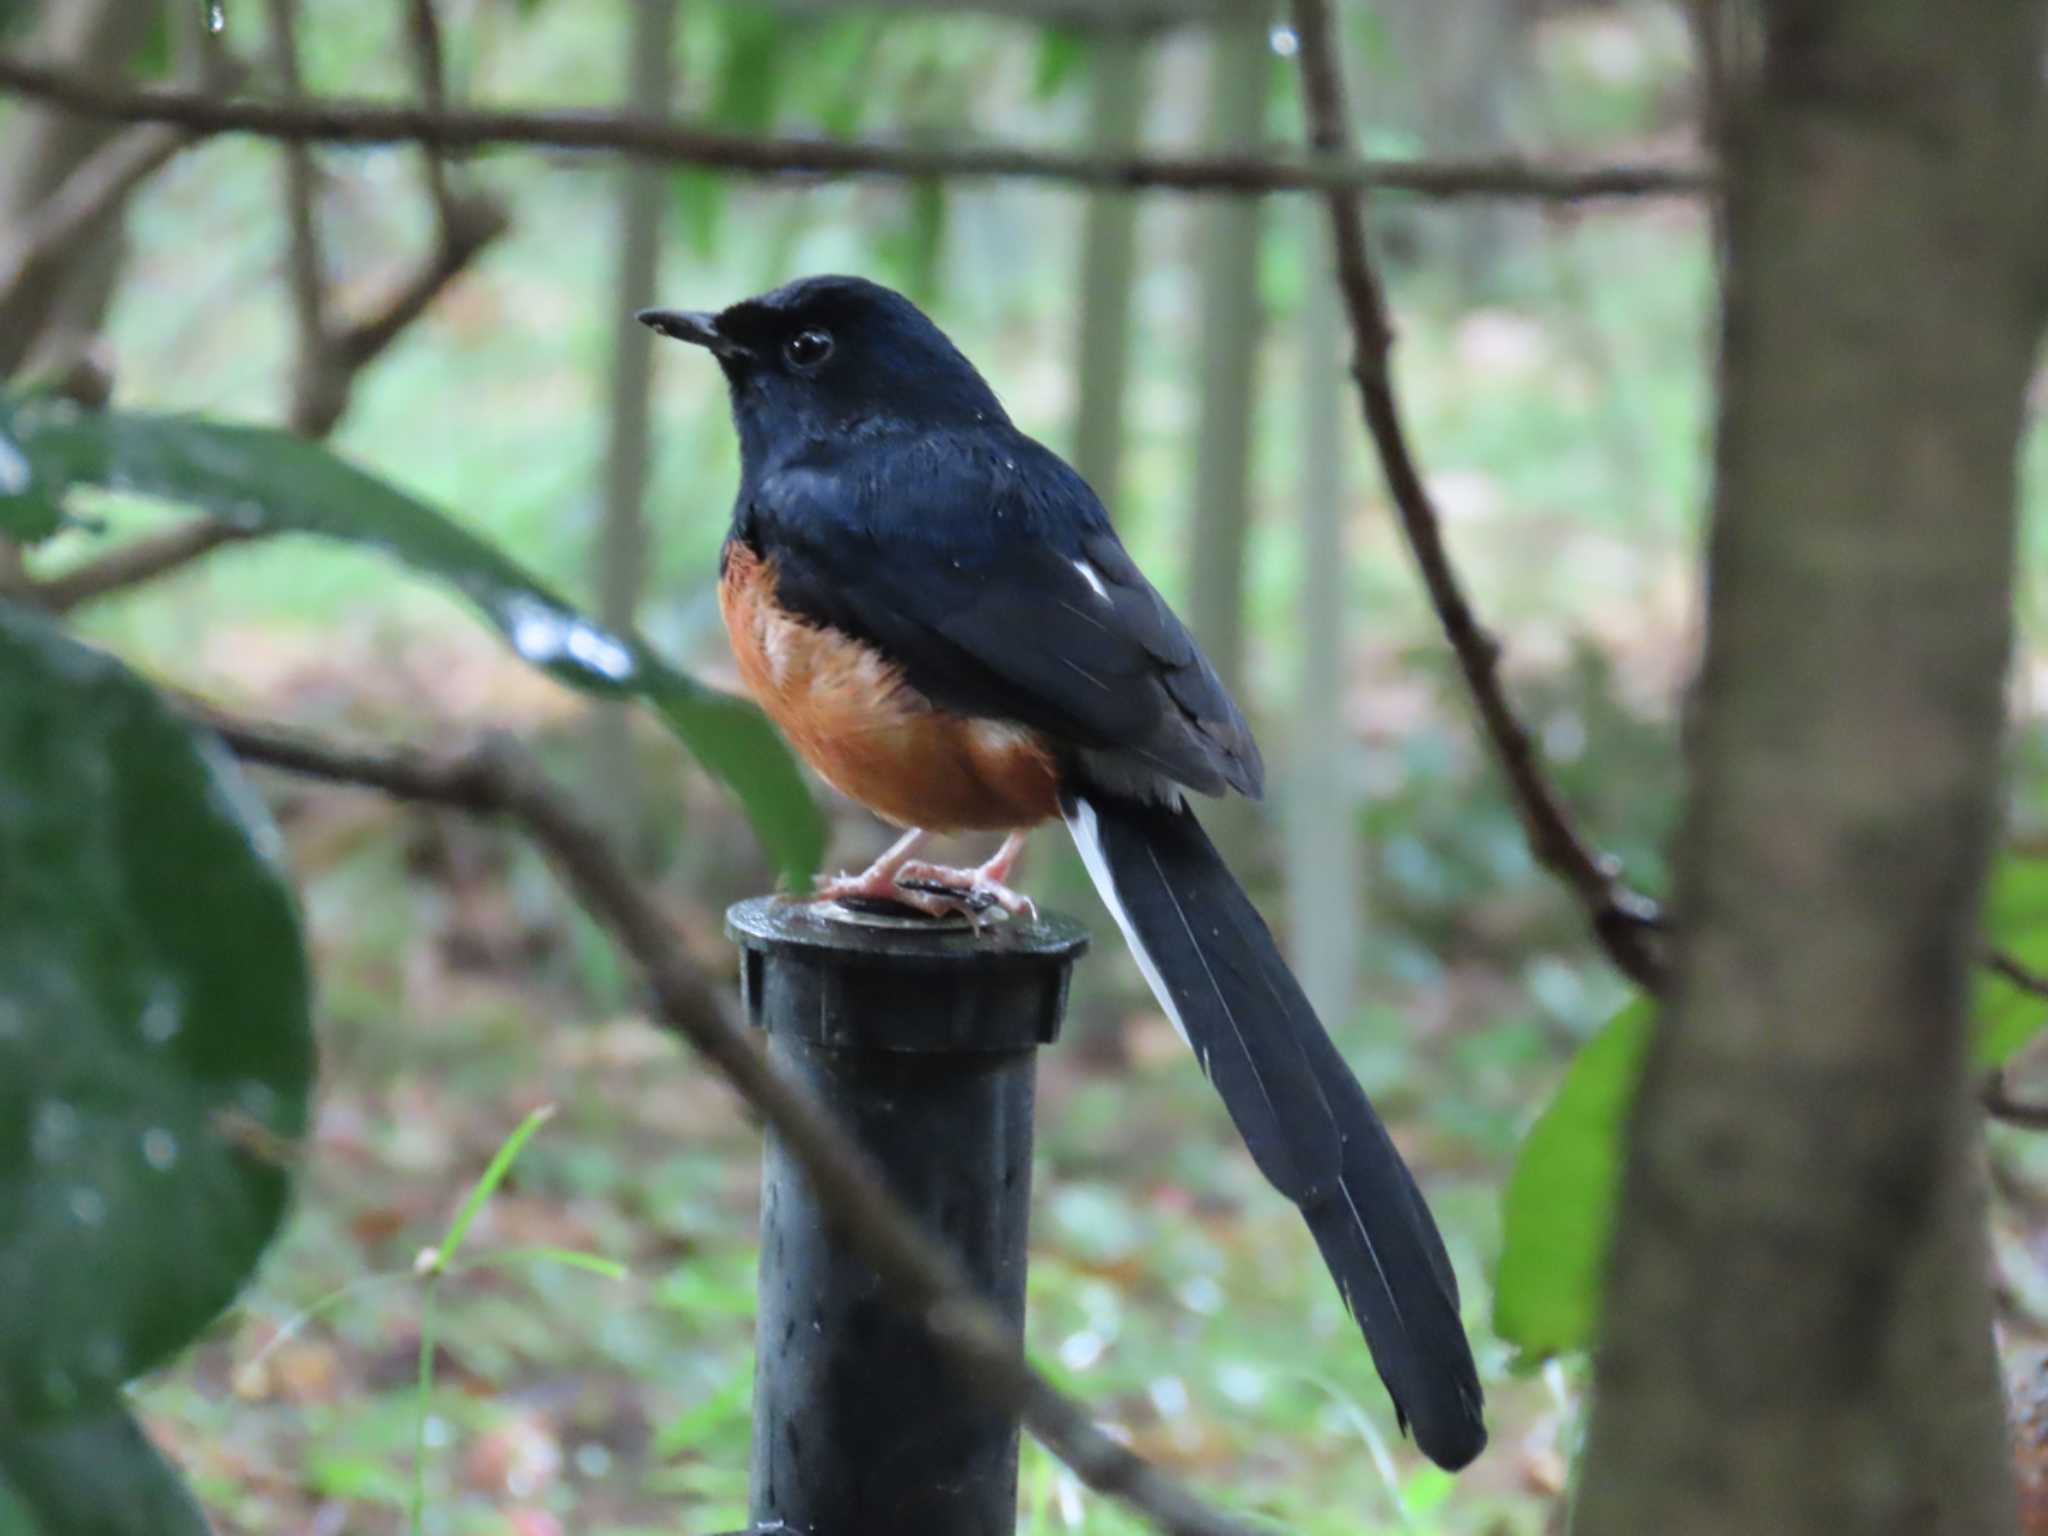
204 709 1278 1536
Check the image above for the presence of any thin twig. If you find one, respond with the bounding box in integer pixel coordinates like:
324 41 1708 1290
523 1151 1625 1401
0 55 1710 204
1286 0 1668 993
331 192 508 370
207 710 1271 1536
1986 1070 2048 1131
1990 949 2048 1000
401 0 456 226
264 0 342 436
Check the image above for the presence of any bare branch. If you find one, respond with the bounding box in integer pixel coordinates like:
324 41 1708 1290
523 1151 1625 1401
0 55 1710 204
203 709 1272 1536
31 520 251 614
333 191 508 369
1989 949 2048 1000
0 122 189 315
401 0 456 225
263 0 348 438
1985 1070 2048 1131
1286 0 1668 992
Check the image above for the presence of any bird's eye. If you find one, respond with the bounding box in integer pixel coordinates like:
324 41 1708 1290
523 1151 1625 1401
784 329 834 369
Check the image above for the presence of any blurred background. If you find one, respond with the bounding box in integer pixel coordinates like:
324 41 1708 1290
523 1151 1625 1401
10 1 2008 1531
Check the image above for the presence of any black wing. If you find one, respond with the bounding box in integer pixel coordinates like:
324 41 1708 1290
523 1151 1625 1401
741 428 1262 800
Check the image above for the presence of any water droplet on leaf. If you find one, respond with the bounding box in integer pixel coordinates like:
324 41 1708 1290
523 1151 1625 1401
139 982 182 1045
32 1101 79 1162
237 1079 277 1120
84 1331 123 1380
69 1185 106 1227
206 0 225 34
142 1127 180 1171
1269 23 1299 55
0 434 30 497
502 596 635 683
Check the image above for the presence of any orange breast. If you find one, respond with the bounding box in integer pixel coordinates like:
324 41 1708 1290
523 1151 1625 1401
718 542 1061 834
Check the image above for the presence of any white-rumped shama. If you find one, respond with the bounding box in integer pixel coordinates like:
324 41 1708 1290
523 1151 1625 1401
641 275 1486 1470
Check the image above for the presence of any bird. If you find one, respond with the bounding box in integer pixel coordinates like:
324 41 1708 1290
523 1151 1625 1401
640 274 1486 1470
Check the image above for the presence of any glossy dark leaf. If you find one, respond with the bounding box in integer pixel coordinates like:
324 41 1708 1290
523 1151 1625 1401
0 603 312 1423
0 399 824 883
0 1404 211 1536
0 425 62 543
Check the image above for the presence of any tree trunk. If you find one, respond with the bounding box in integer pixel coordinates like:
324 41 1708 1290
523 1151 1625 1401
590 0 677 857
1572 7 2048 1535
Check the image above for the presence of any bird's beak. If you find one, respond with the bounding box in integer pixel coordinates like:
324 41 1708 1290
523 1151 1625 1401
636 307 749 359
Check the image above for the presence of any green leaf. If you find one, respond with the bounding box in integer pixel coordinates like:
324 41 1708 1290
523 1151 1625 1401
1493 998 1656 1361
707 5 787 131
1032 27 1089 99
1977 855 2048 1068
0 1404 212 1536
0 603 313 1423
0 399 824 883
453 1246 629 1282
428 1105 556 1274
877 178 948 307
674 6 790 255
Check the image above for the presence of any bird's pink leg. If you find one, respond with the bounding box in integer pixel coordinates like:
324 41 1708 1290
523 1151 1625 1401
813 827 933 906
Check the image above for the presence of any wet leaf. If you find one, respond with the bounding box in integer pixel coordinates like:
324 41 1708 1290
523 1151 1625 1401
0 604 312 1422
1492 998 1655 1361
0 399 824 883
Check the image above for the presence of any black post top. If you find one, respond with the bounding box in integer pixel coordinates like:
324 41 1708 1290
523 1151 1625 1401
726 896 1090 1056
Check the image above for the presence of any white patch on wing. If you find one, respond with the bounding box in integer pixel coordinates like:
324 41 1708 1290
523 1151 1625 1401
1063 796 1192 1050
1071 558 1111 602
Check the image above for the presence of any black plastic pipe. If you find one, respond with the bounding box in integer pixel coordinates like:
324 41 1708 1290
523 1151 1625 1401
725 896 1088 1536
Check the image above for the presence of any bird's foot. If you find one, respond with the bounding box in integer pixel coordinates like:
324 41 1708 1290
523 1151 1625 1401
811 859 990 920
894 859 1038 923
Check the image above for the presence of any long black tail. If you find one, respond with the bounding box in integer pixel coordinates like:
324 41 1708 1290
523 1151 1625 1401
1063 791 1485 1470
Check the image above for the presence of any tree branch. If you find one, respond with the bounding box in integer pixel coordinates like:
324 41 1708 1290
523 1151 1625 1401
401 0 456 225
264 0 343 436
30 519 252 613
0 55 1709 204
1985 1071 2048 1131
0 120 190 313
205 710 1273 1536
1286 0 1669 992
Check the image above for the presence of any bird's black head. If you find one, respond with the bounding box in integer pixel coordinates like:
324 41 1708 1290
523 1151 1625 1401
639 275 1009 469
